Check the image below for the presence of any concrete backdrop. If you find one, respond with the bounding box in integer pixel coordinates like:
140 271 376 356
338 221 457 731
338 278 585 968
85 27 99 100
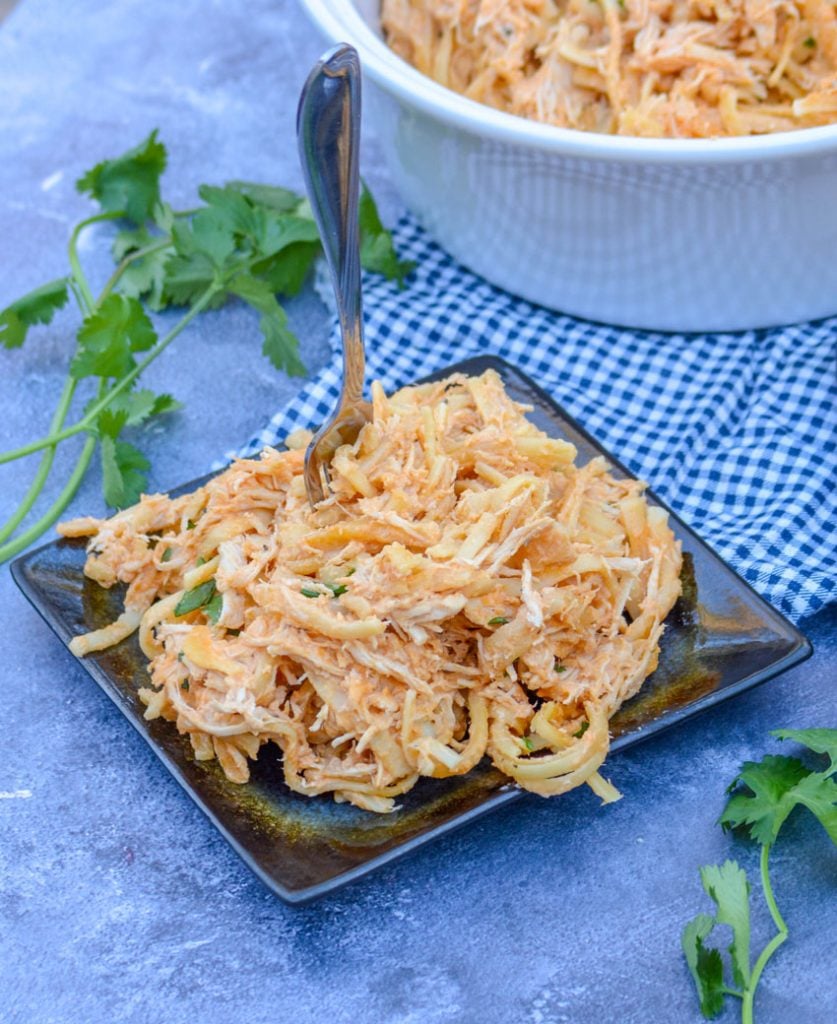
0 3 834 1023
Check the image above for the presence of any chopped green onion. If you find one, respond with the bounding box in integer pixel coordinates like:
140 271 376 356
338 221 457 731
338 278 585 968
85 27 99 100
186 518 196 530
181 679 190 690
554 660 567 673
488 616 509 626
522 736 535 751
161 546 173 562
325 582 348 597
301 587 320 599
573 721 589 739
804 35 816 47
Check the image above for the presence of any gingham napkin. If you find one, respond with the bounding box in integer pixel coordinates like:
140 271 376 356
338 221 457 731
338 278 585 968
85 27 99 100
234 215 837 624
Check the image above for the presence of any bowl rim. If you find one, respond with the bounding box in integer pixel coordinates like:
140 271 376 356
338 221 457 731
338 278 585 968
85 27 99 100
301 0 837 165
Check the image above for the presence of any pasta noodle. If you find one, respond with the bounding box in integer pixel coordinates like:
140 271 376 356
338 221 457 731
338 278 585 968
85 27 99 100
381 0 837 137
60 370 682 813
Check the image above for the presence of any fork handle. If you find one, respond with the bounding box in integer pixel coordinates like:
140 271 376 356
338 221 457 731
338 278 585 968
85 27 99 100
297 43 365 407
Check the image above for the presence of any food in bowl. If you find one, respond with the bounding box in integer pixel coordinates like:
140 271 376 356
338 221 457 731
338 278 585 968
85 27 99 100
381 0 837 137
60 370 682 812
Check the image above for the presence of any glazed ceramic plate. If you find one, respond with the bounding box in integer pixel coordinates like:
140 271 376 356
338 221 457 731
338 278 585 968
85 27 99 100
11 355 811 903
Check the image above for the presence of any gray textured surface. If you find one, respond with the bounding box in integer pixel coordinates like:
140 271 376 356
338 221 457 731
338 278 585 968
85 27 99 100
0 2 834 1023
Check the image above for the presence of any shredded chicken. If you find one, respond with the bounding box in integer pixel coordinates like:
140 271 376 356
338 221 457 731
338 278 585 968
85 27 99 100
381 0 837 137
60 370 681 812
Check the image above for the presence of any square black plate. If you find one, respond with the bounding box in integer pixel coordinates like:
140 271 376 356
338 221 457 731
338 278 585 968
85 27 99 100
11 355 811 903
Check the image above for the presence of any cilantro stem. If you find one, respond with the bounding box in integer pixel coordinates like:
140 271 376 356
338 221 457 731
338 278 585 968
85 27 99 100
0 431 98 563
0 267 95 545
759 843 788 936
0 282 219 466
68 211 123 312
0 376 77 545
741 845 788 1024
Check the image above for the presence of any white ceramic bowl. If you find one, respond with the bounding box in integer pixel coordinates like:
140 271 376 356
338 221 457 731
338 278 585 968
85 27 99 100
300 0 837 331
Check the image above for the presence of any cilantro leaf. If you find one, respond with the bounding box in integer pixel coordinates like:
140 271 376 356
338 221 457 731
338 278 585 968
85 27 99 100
162 214 236 307
163 250 219 307
252 241 320 297
700 861 751 989
721 749 837 846
118 250 170 309
197 184 263 240
227 273 305 376
358 184 415 287
105 388 182 428
96 407 129 440
112 226 172 308
773 728 837 771
185 209 239 267
112 225 156 261
255 213 321 260
225 180 303 213
260 305 306 377
71 295 157 380
174 579 217 617
196 185 317 259
1 278 69 349
787 771 837 845
100 436 150 508
76 130 167 224
682 913 726 1019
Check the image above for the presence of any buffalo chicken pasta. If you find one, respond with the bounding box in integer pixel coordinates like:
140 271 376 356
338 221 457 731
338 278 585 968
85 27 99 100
60 370 682 813
381 0 837 137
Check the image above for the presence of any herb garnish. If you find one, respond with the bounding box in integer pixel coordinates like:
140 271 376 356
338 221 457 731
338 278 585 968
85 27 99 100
181 679 190 690
161 546 173 562
803 36 816 48
300 587 321 599
174 579 217 617
573 721 589 739
204 591 223 624
324 582 348 597
682 728 837 1023
488 616 510 626
0 131 412 563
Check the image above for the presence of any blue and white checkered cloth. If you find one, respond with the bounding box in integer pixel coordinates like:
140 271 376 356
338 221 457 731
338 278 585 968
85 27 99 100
236 215 836 625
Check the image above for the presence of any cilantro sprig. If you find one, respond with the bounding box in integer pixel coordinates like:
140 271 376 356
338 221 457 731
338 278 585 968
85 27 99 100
682 728 837 1023
0 131 412 562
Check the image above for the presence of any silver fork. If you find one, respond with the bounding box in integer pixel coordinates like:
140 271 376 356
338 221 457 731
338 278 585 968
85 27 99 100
297 43 372 507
